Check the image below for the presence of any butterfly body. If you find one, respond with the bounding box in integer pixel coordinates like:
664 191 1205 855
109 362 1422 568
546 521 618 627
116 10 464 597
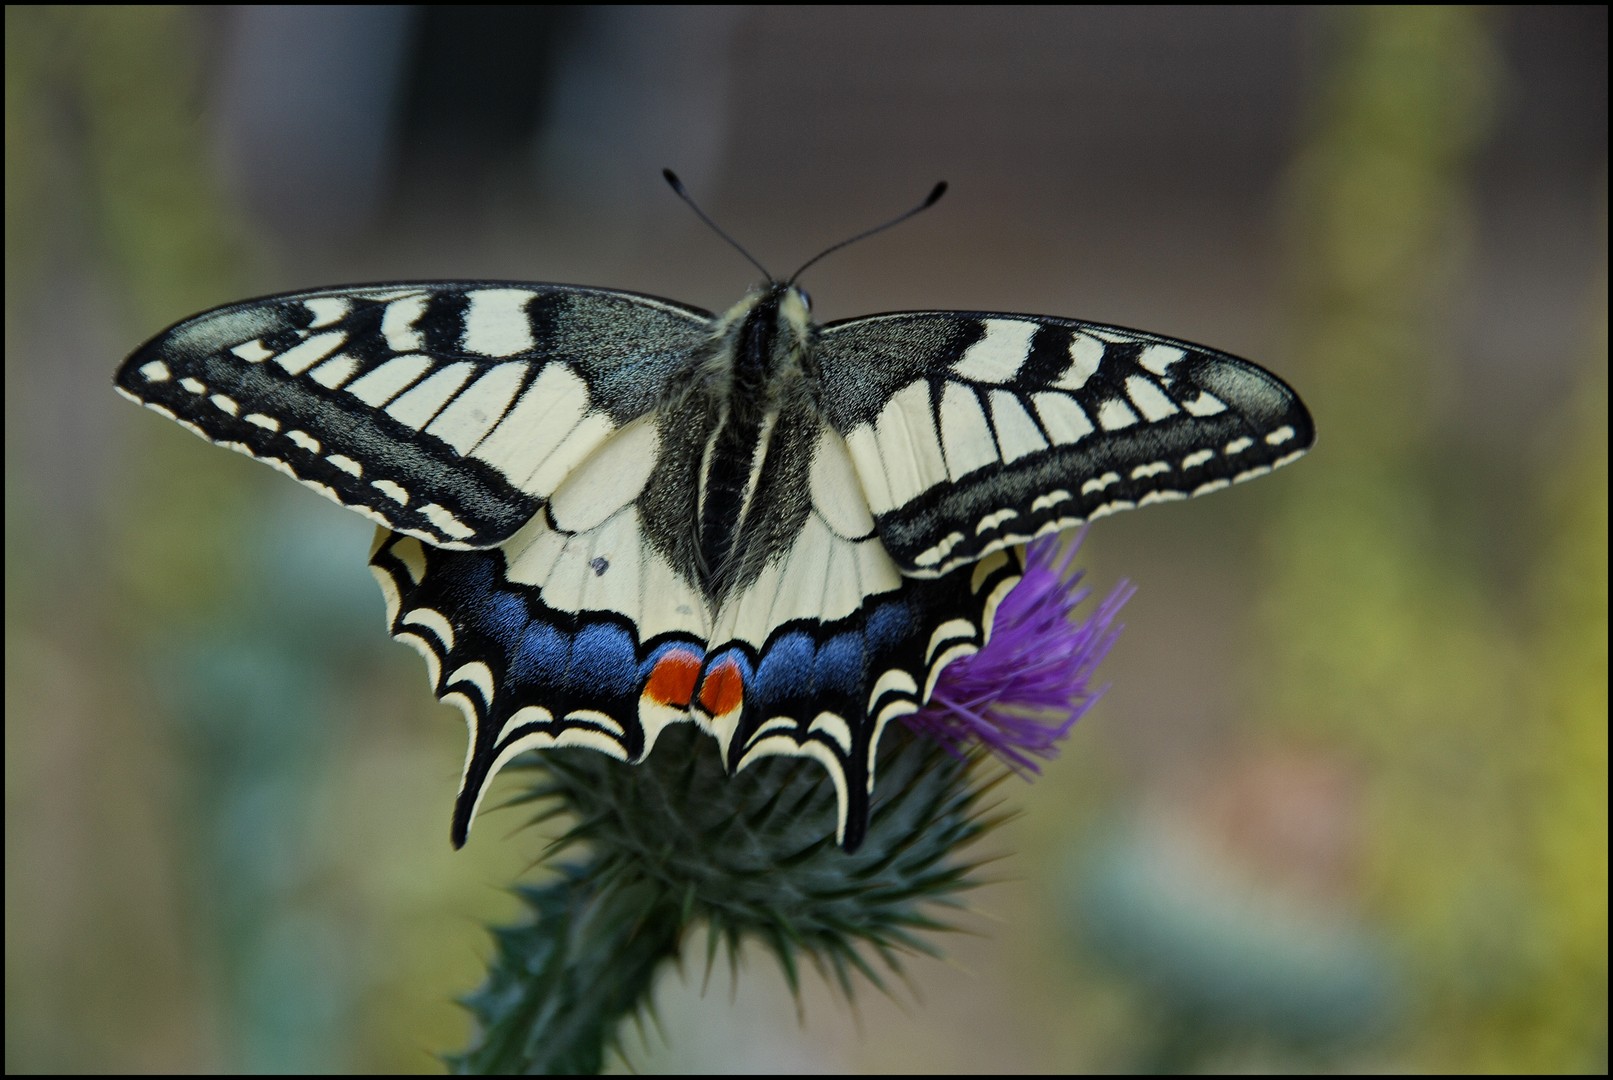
118 273 1312 852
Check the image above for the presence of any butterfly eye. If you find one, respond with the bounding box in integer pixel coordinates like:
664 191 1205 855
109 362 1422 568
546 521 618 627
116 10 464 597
796 287 812 312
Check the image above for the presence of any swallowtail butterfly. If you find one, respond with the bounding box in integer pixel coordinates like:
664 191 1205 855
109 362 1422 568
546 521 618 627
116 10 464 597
115 190 1313 852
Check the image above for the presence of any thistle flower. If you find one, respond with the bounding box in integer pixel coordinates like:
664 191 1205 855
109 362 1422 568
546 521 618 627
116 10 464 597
451 535 1128 1074
906 530 1133 772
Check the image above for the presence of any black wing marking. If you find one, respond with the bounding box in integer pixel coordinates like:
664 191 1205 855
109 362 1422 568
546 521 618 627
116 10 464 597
116 282 712 548
813 312 1314 576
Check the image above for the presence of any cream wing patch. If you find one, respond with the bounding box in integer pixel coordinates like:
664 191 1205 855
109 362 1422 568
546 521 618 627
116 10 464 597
546 416 659 533
500 502 708 642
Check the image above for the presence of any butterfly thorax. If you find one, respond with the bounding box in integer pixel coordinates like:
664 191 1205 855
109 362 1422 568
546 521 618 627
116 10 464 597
688 283 814 598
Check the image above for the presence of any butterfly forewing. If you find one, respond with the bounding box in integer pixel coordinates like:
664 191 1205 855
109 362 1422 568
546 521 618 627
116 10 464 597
115 283 712 548
815 312 1314 575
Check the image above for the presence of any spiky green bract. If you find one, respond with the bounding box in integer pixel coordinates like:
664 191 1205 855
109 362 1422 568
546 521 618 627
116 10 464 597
448 724 1007 1074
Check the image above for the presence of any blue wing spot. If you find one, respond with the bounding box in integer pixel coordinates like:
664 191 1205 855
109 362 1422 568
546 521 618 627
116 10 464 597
702 647 755 684
642 640 705 673
511 618 571 680
754 631 817 701
864 597 914 651
814 632 865 698
481 587 531 640
572 620 639 697
590 556 609 576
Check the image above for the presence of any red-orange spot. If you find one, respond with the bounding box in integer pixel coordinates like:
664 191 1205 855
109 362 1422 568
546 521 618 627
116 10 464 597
645 651 701 708
698 658 745 717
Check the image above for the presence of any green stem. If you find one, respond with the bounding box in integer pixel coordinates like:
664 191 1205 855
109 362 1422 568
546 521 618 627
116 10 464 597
447 860 682 1074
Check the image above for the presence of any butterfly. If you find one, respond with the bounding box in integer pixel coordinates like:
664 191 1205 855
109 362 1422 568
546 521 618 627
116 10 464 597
115 189 1313 853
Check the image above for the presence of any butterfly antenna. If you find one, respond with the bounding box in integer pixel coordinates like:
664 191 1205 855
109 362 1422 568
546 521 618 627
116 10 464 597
663 169 773 281
787 181 947 285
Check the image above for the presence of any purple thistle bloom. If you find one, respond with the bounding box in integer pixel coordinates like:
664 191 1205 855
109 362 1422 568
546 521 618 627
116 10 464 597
904 529 1133 772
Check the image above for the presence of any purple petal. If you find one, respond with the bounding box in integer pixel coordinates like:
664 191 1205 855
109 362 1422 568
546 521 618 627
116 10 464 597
903 529 1132 773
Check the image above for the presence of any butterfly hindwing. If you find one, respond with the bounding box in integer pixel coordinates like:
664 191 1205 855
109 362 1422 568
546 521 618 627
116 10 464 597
115 283 713 548
689 407 1024 848
702 544 1023 852
370 509 712 847
815 312 1315 576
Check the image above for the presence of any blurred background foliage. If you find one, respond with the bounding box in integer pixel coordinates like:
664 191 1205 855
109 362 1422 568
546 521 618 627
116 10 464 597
5 6 1604 1073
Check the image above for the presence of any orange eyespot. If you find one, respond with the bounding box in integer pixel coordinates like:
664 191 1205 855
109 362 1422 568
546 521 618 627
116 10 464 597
698 657 745 718
645 650 701 708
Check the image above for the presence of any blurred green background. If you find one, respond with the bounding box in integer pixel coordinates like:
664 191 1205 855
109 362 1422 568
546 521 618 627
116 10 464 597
5 6 1605 1073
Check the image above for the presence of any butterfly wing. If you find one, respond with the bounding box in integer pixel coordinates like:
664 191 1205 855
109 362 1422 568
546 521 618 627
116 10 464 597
115 282 713 548
814 312 1315 576
690 400 1023 851
370 412 713 846
120 282 724 845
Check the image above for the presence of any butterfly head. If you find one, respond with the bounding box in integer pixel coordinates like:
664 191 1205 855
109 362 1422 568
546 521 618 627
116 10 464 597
777 281 811 332
711 281 817 383
761 281 816 363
